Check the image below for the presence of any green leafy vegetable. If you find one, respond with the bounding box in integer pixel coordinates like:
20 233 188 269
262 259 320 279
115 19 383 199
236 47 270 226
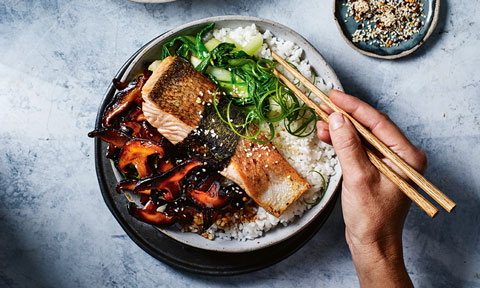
161 36 197 59
242 33 263 56
160 23 317 143
204 38 222 52
116 161 140 180
195 23 215 58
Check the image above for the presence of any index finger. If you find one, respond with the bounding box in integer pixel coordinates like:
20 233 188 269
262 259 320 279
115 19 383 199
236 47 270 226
328 90 426 172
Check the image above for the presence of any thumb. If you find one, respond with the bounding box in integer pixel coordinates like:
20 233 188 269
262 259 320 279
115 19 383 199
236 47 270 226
329 112 372 178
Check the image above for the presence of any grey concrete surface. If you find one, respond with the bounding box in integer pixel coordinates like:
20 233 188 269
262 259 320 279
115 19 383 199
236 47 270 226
0 0 479 287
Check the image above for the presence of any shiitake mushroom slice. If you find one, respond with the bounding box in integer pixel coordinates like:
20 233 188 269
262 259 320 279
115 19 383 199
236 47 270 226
128 200 175 226
133 160 203 202
88 128 131 148
103 75 149 127
118 139 165 178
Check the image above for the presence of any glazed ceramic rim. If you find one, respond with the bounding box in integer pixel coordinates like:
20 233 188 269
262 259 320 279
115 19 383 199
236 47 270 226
94 41 340 274
333 0 440 59
114 15 343 253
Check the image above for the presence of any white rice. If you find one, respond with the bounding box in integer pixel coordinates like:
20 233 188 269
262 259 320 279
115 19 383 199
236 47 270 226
203 25 337 241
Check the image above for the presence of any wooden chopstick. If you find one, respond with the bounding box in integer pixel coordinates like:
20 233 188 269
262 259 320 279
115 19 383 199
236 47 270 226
272 51 455 213
274 69 438 218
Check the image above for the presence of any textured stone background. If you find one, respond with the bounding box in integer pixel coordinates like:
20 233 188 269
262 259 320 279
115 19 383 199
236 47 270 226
0 0 479 287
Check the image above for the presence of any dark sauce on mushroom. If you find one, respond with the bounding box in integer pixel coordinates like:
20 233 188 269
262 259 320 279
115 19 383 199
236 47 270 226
88 73 251 232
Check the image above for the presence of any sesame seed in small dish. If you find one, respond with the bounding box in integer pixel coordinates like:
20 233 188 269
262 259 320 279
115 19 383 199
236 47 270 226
334 0 440 59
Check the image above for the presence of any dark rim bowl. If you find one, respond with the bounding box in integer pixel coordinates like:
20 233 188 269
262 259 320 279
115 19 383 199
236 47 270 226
333 0 440 59
115 15 342 253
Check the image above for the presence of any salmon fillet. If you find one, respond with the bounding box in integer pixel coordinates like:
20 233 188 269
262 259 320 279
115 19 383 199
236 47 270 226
141 56 218 144
141 56 310 217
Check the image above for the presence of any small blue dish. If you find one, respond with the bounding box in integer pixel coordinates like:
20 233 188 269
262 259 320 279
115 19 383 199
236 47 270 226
334 0 440 59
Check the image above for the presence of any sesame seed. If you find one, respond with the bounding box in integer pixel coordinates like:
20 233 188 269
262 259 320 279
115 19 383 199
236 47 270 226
347 0 425 48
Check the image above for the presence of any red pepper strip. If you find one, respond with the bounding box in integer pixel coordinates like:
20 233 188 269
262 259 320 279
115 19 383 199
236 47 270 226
103 76 148 127
118 139 165 178
128 200 175 226
188 181 231 208
88 128 131 148
133 160 203 202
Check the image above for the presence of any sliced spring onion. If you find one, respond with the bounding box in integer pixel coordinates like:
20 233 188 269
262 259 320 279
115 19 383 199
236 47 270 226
304 171 328 206
160 23 318 143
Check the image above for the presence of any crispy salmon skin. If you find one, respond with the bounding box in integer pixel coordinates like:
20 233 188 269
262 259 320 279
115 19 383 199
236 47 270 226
221 137 310 217
141 56 311 217
142 56 218 144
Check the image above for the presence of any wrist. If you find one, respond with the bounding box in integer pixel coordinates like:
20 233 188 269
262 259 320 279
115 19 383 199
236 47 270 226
347 231 403 264
346 230 412 288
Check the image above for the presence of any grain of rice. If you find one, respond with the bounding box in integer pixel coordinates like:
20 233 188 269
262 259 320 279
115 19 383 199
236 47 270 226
190 24 339 241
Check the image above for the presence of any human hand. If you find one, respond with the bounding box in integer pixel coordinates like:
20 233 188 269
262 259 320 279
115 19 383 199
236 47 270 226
317 90 427 288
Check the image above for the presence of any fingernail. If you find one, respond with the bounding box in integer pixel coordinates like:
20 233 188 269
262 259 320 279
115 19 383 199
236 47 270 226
329 113 345 131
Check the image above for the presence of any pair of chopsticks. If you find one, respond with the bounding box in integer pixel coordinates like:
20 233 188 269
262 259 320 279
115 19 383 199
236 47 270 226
272 51 455 218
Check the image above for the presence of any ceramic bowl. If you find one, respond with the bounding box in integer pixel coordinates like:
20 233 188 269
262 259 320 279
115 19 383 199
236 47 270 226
110 15 343 252
334 0 440 59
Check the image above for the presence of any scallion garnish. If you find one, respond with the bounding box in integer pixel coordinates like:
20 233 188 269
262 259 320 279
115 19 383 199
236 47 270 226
304 171 328 206
161 23 318 144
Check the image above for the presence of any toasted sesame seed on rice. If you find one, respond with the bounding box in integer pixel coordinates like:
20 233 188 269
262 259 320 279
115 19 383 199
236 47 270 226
182 24 338 241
